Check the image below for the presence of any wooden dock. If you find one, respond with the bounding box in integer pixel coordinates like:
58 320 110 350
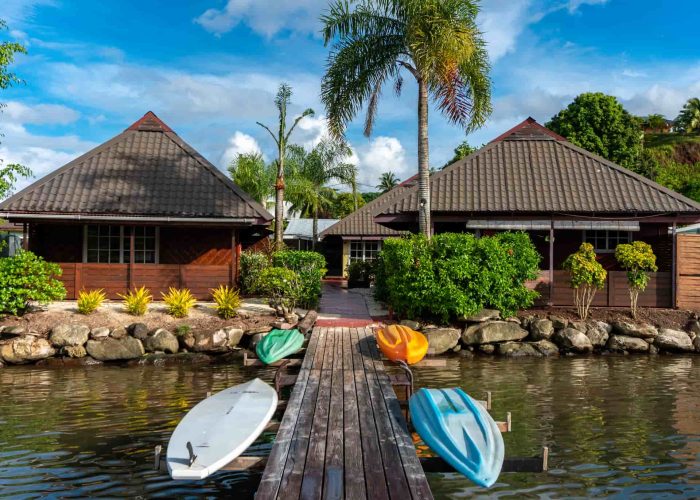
255 326 434 500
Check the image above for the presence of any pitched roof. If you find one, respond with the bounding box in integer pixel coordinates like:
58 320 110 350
0 112 272 224
377 118 700 217
284 218 339 240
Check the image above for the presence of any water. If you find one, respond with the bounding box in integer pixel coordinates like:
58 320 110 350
0 356 698 498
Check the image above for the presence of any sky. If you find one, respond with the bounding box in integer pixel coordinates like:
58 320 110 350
1 0 699 194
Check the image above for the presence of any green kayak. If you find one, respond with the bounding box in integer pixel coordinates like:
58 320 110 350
256 329 305 365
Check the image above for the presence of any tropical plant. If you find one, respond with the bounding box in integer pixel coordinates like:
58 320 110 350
676 97 700 134
161 287 197 318
321 0 492 238
77 289 106 315
347 259 375 287
258 266 301 314
329 191 365 218
239 251 270 294
615 241 658 319
442 140 480 168
0 250 66 315
272 250 327 308
643 114 668 132
211 285 241 319
227 152 275 206
376 171 400 193
118 286 152 316
562 243 607 320
546 92 643 169
257 84 314 245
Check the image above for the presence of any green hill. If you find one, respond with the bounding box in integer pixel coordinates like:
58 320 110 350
641 133 700 202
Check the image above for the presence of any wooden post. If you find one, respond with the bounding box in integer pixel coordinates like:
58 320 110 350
230 228 236 287
22 223 29 250
129 226 135 291
672 222 677 308
75 264 82 298
548 222 554 306
235 233 242 287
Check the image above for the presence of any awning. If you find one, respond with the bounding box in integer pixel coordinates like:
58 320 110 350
465 220 640 231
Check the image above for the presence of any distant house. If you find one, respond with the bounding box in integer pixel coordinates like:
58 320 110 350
0 112 272 299
283 218 338 250
0 221 22 257
374 118 700 308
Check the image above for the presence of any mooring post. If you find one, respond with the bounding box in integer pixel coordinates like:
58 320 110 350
154 445 162 471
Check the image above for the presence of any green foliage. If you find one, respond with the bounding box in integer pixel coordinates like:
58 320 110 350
634 140 700 202
174 324 192 337
240 251 270 294
329 191 365 218
376 172 400 193
211 285 241 319
675 97 700 134
77 289 106 315
161 287 197 318
272 250 326 308
546 92 643 169
118 286 152 316
374 232 540 323
347 259 375 286
442 140 482 169
258 266 301 312
227 152 275 206
361 192 381 204
615 241 657 319
562 243 607 320
0 250 66 315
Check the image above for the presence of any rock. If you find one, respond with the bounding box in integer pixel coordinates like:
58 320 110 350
585 324 609 348
549 316 568 329
530 340 560 356
423 328 460 355
451 345 462 353
478 344 495 354
462 321 528 345
459 349 475 358
693 336 700 352
529 318 554 340
85 337 145 361
552 327 593 353
144 329 179 354
592 321 613 334
237 311 251 320
649 345 659 355
49 324 90 347
399 319 421 331
245 325 273 335
110 326 128 339
654 329 694 352
0 336 56 364
606 334 649 353
570 320 586 332
62 345 87 358
464 309 500 322
284 312 299 324
2 325 26 336
612 321 658 339
298 311 318 334
519 316 534 329
687 321 700 337
178 331 195 350
90 327 110 340
192 329 228 352
128 322 149 340
224 327 245 348
272 321 297 330
249 332 268 351
496 341 541 357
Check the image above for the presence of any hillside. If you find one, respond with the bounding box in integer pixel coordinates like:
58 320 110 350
642 133 700 202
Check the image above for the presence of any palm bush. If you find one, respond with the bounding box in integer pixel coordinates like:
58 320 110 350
161 287 197 318
211 285 241 319
77 289 106 315
118 286 152 316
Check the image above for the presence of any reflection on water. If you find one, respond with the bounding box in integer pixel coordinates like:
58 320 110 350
0 356 698 498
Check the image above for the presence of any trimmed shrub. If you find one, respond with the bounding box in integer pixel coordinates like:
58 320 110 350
258 266 301 313
77 289 106 315
118 286 152 316
240 251 270 295
563 242 607 320
374 232 541 323
211 285 241 319
0 250 66 315
161 287 197 318
272 250 326 308
347 260 375 288
615 241 657 319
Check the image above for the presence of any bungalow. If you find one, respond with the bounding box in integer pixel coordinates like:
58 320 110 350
284 218 338 251
0 112 272 299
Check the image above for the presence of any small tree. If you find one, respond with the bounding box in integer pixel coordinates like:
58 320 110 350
615 241 657 319
0 250 66 315
562 243 607 320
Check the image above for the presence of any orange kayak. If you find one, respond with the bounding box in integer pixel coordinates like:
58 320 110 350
376 324 429 365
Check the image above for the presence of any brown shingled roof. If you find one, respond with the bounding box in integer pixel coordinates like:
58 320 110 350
0 112 272 223
377 118 700 218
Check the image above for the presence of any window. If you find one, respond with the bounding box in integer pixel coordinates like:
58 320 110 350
584 230 632 253
84 225 158 263
349 241 381 262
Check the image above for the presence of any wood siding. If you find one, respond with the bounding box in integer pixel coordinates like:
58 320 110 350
677 234 700 310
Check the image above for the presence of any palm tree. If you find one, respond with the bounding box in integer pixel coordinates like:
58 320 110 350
676 97 700 134
257 84 314 246
377 171 400 193
286 138 357 248
227 152 275 208
321 0 492 237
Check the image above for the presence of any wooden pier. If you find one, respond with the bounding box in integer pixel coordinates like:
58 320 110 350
255 326 434 500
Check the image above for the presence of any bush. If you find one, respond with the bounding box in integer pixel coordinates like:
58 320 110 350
211 285 241 319
347 260 375 287
0 250 66 316
77 289 106 315
615 241 657 319
175 324 192 337
272 250 326 308
562 243 607 320
240 251 270 294
258 266 300 313
161 287 197 318
374 232 540 323
118 286 152 316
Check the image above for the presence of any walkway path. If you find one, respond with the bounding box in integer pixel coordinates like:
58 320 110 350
317 281 374 327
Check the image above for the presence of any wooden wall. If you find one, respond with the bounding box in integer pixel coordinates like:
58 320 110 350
677 234 700 310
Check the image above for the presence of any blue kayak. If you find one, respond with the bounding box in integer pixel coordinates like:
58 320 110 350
409 387 504 487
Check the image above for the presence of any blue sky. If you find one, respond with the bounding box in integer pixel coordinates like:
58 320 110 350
1 0 699 193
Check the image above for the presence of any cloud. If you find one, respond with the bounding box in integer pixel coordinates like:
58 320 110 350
353 136 410 189
220 131 262 167
2 0 56 26
3 101 80 125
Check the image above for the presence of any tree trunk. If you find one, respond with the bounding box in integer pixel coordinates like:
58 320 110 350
417 78 431 238
274 142 285 246
312 204 318 250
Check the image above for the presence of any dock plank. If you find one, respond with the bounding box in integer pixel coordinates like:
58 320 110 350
323 328 345 499
342 328 366 499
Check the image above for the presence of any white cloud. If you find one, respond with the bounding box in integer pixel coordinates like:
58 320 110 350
220 131 262 167
2 0 56 26
3 101 80 125
353 136 410 189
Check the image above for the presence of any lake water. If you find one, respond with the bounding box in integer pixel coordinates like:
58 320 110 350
1 355 698 498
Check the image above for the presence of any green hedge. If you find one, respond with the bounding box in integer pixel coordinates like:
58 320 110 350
258 266 300 313
374 232 541 323
272 250 326 308
239 251 270 294
0 250 67 315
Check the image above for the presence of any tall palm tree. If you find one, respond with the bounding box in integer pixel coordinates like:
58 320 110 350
227 152 275 209
257 84 314 246
377 171 400 192
321 0 491 237
286 138 357 248
676 97 700 134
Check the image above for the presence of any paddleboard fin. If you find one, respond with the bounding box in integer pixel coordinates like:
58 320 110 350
186 441 198 466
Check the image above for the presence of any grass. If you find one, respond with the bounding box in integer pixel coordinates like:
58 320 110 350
644 132 700 149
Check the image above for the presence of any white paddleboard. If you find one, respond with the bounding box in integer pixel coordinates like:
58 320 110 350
167 378 278 480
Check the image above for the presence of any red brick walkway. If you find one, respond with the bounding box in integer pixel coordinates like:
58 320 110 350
316 281 374 327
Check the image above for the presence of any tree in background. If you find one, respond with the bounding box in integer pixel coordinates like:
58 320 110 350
376 171 400 193
0 20 31 200
676 97 700 134
615 241 657 319
642 114 668 133
330 191 365 218
256 84 314 246
362 192 381 204
442 139 480 168
546 92 643 169
321 0 492 238
227 152 275 208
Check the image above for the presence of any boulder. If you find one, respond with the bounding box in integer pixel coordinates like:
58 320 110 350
478 344 495 354
687 321 700 337
693 336 700 353
224 327 245 348
245 325 273 335
591 321 613 334
0 336 56 364
423 328 460 355
128 323 149 341
399 319 421 331
552 327 593 353
2 325 26 336
90 327 110 340
110 326 128 339
464 309 500 323
606 334 649 353
570 320 586 332
549 316 568 330
529 318 554 340
249 332 269 351
272 321 297 330
530 340 560 356
49 324 90 347
178 331 195 350
85 337 145 361
585 324 610 348
192 329 229 352
612 321 658 339
649 344 659 355
654 329 694 352
62 345 87 358
462 321 528 345
496 341 541 357
144 329 179 354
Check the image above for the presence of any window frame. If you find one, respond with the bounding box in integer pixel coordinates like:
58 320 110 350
583 229 632 254
349 240 382 263
83 225 159 264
